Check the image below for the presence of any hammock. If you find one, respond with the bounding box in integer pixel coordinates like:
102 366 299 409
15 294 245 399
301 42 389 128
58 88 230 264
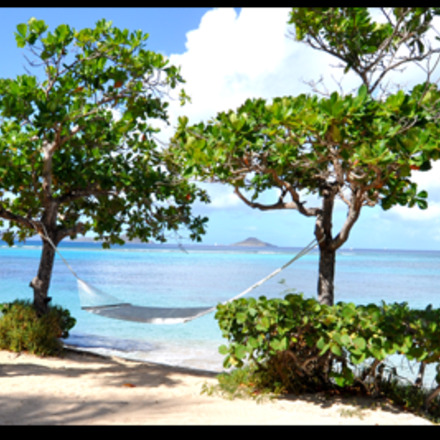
77 278 215 324
40 229 319 324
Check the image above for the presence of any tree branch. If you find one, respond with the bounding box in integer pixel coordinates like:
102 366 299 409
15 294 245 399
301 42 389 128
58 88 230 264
332 189 364 249
56 221 87 242
0 204 39 233
55 186 118 205
233 186 320 217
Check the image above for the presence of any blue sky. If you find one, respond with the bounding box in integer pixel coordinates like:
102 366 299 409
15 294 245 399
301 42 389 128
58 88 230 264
2 7 440 251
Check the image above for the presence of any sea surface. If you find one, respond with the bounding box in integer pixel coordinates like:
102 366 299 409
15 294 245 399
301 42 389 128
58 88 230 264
1 240 440 383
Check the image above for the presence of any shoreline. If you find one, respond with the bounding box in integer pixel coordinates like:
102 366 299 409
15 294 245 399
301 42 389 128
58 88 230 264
0 348 434 425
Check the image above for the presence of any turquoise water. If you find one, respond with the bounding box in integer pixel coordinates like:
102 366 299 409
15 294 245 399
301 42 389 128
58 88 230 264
1 241 440 375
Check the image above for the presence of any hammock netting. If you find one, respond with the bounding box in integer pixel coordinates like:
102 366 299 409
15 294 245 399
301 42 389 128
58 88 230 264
77 279 214 324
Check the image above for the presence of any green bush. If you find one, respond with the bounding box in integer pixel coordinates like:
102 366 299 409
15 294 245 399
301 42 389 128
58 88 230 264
215 293 440 412
0 300 76 356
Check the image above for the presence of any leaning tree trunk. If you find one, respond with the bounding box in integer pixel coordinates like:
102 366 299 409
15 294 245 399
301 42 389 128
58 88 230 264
30 228 57 316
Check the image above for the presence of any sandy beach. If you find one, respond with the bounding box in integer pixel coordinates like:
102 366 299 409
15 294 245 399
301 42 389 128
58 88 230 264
0 348 435 425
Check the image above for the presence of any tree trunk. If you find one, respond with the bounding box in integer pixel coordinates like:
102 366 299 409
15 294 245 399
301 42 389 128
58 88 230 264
317 245 336 306
315 186 337 306
30 232 57 316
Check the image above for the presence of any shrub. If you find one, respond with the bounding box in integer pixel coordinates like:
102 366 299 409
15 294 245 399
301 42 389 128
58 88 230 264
0 300 76 356
215 293 440 412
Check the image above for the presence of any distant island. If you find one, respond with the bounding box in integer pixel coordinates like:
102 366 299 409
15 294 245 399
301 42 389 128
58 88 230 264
232 237 277 247
16 234 279 249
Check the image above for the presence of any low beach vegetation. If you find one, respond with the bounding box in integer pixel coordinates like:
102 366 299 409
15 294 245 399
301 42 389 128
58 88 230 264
213 293 440 422
0 300 76 356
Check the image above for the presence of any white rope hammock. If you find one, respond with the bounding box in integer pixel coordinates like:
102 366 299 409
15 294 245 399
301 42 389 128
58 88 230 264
39 229 319 324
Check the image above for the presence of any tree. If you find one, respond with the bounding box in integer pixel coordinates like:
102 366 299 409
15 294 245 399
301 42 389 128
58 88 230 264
168 8 440 306
0 18 208 315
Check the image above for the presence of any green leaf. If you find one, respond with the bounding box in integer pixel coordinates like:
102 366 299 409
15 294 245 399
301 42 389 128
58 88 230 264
218 344 229 355
270 337 288 352
247 336 259 349
15 23 27 48
236 312 248 324
256 316 270 331
234 344 248 360
16 23 27 37
417 199 428 210
316 336 327 350
330 343 343 357
54 23 71 43
353 336 366 351
340 333 351 346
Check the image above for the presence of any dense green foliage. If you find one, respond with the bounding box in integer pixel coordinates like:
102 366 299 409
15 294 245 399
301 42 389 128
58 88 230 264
215 294 440 411
0 300 76 356
171 84 438 214
0 17 208 247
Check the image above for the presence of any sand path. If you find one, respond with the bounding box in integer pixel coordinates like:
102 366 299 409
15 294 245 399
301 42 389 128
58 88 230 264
0 349 434 425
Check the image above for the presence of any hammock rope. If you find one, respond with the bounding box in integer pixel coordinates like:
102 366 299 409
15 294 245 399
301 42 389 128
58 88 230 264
36 226 320 324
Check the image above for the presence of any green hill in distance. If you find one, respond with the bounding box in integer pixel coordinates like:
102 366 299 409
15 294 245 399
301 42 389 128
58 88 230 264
232 237 277 247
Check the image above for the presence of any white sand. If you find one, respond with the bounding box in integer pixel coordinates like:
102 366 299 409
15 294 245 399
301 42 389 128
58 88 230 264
0 349 434 425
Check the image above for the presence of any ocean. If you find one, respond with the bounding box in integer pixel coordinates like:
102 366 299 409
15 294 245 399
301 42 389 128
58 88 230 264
1 240 440 381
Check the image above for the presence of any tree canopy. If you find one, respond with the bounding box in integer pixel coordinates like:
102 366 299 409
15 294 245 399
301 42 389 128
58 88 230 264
0 18 208 247
171 82 439 235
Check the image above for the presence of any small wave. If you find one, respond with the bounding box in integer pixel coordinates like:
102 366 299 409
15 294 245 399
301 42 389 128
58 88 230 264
65 332 155 353
65 332 225 372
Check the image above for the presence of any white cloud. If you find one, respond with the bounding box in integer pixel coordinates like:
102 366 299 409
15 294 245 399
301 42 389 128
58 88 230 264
412 162 440 194
392 202 440 222
165 7 362 130
183 8 288 80
207 187 242 209
167 8 293 122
